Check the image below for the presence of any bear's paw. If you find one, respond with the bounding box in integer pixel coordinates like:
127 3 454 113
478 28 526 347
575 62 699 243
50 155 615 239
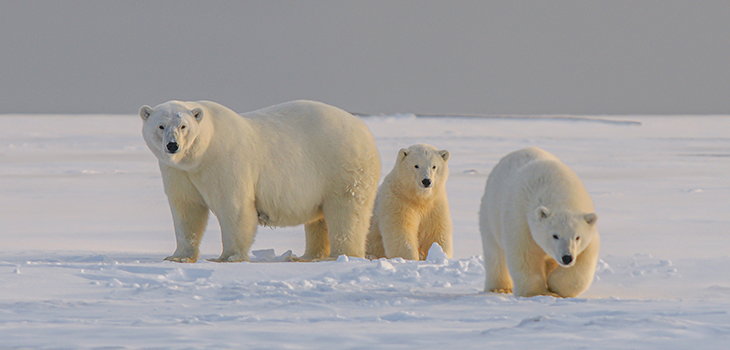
164 256 197 263
488 288 513 294
206 253 249 263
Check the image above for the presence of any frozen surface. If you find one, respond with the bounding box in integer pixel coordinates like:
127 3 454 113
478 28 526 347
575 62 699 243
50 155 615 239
1 114 729 348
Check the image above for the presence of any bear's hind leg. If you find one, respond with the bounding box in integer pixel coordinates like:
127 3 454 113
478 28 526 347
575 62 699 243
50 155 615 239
300 219 330 261
322 198 369 258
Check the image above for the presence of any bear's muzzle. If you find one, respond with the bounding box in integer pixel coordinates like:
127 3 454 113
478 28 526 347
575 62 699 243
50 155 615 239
166 141 179 154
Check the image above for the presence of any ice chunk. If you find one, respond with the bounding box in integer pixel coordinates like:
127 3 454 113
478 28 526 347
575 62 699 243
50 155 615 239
376 260 395 272
252 249 276 261
425 243 448 264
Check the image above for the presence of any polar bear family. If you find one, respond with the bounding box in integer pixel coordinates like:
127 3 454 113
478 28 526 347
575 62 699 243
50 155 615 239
140 99 599 297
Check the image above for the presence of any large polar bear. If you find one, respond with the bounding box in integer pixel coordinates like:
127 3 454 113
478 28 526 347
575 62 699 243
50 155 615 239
479 147 600 297
366 144 453 260
140 100 381 263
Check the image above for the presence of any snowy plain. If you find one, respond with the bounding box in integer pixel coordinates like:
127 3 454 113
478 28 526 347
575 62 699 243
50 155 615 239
1 112 729 349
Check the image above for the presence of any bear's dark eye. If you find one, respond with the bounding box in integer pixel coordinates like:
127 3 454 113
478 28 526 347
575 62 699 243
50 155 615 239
552 234 559 240
576 236 581 241
414 165 419 169
432 165 436 169
181 125 186 130
158 125 164 130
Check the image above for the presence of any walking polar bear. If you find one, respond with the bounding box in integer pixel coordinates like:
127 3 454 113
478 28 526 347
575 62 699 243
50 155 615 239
366 144 453 260
140 100 381 263
479 147 600 297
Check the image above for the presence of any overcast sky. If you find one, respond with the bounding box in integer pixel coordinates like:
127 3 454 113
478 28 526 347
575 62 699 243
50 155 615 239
1 1 729 115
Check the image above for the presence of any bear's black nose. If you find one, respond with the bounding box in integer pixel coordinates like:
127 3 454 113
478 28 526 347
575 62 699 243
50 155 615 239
561 255 573 265
421 178 432 188
166 142 179 153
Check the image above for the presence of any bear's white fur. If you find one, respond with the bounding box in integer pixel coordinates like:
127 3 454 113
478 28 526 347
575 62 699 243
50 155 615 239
479 147 599 297
366 144 453 260
140 100 381 263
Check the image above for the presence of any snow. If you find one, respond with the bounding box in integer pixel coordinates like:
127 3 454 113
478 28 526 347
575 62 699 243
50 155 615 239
1 113 730 348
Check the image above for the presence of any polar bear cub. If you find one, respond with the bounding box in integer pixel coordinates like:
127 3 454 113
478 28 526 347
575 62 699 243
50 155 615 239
479 147 599 297
140 100 381 263
366 144 453 260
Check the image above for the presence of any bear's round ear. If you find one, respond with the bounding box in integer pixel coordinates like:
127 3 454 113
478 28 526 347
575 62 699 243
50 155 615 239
398 148 409 161
191 108 204 122
140 106 153 121
439 150 450 162
584 213 598 226
535 206 550 220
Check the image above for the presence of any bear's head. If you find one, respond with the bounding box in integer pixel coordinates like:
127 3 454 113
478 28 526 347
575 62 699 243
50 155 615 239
528 206 598 267
140 101 207 169
397 144 450 193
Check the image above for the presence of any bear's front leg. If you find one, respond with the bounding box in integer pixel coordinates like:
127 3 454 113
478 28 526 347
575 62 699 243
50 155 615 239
208 200 258 262
481 228 513 293
548 234 600 297
162 167 209 263
418 199 454 258
504 235 556 297
166 200 208 263
379 209 421 260
165 198 210 263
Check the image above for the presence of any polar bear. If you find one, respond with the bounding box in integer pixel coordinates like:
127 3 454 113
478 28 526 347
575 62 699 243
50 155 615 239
366 144 452 260
140 100 381 263
479 147 599 297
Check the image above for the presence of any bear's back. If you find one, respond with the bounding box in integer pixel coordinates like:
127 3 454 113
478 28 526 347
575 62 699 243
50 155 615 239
243 100 364 134
481 147 589 236
245 99 376 162
513 148 594 213
239 100 381 226
485 147 557 205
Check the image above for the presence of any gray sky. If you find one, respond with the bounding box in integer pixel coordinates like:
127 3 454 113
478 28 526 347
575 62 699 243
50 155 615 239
1 1 729 115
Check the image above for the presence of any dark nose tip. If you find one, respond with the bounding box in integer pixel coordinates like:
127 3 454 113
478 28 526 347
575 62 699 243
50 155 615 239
421 178 432 187
166 142 179 153
561 255 573 265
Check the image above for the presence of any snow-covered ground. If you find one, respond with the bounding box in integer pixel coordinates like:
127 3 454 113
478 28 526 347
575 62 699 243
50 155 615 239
1 112 729 348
